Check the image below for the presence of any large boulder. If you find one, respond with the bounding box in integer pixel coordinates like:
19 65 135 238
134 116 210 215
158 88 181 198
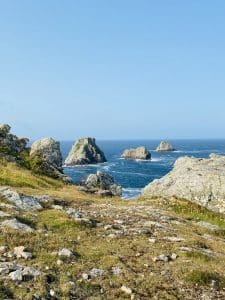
65 138 107 165
121 146 151 160
0 124 29 160
79 171 122 197
156 141 175 152
142 154 225 213
30 138 70 182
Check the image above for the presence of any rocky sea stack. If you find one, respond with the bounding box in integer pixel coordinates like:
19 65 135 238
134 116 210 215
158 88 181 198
156 140 175 152
65 138 107 166
142 153 225 213
30 138 70 182
121 146 151 160
78 171 122 197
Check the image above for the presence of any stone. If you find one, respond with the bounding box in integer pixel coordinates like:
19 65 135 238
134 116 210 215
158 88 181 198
197 221 220 231
153 253 177 262
156 140 175 152
0 246 7 254
0 218 33 232
0 210 10 217
0 262 19 275
142 154 225 214
13 246 32 260
9 266 41 281
121 146 151 160
163 237 185 242
0 187 42 210
112 267 122 276
120 285 132 295
89 268 104 278
79 171 122 197
64 137 107 165
58 248 73 258
30 137 70 182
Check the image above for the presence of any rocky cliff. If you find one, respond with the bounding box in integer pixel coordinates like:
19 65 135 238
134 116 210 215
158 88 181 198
142 154 225 213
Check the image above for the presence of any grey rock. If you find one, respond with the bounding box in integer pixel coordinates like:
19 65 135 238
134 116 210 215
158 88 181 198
156 140 175 152
30 137 70 182
9 266 41 281
0 218 33 232
80 171 122 197
0 262 20 275
0 246 7 254
89 268 104 278
153 253 177 262
197 221 220 231
121 146 151 160
0 187 42 210
163 237 185 242
112 267 122 276
58 248 73 258
65 138 106 165
120 285 132 295
13 246 32 260
0 210 10 217
30 137 63 170
142 154 225 213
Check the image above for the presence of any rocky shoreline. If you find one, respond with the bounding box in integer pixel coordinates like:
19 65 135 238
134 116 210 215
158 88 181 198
1 124 225 299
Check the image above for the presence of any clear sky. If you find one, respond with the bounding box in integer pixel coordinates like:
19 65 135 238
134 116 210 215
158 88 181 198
0 1 225 140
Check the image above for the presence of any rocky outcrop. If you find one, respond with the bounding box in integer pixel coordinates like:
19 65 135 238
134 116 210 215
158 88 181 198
142 154 225 213
30 138 70 182
121 146 151 160
156 141 175 152
0 124 29 161
65 138 107 165
78 171 122 197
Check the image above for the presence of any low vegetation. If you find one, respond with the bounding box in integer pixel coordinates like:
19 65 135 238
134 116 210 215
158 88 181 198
0 162 225 299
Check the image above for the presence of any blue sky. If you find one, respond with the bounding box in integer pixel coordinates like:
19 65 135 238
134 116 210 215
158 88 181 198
0 0 225 140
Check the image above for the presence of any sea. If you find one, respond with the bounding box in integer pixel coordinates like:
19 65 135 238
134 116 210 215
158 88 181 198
61 140 225 199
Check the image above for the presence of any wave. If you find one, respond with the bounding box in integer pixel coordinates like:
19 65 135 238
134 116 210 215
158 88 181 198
112 170 148 177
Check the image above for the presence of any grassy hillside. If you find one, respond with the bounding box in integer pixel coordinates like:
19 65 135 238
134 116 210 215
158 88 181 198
0 162 225 299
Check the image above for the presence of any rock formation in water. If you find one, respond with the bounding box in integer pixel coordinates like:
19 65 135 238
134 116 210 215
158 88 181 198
156 141 175 152
121 146 151 160
142 153 225 213
30 138 70 182
64 138 107 165
78 171 122 197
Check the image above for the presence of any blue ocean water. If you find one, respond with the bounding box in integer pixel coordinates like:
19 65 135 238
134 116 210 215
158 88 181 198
61 140 225 199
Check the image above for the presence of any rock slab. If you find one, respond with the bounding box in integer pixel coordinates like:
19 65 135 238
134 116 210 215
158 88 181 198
142 154 225 213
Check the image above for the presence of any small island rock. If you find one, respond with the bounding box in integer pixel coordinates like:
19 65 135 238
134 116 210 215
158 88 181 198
65 138 106 165
156 141 175 152
142 154 225 213
121 146 151 160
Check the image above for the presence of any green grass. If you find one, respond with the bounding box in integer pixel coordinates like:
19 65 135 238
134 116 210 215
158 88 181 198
185 251 214 262
187 270 225 288
0 162 63 189
169 198 225 229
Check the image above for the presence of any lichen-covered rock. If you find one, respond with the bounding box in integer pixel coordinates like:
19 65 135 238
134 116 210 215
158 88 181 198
121 146 151 160
0 187 43 210
0 124 29 160
79 171 122 197
65 138 106 165
156 141 175 152
142 154 225 213
30 138 70 182
0 219 34 232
